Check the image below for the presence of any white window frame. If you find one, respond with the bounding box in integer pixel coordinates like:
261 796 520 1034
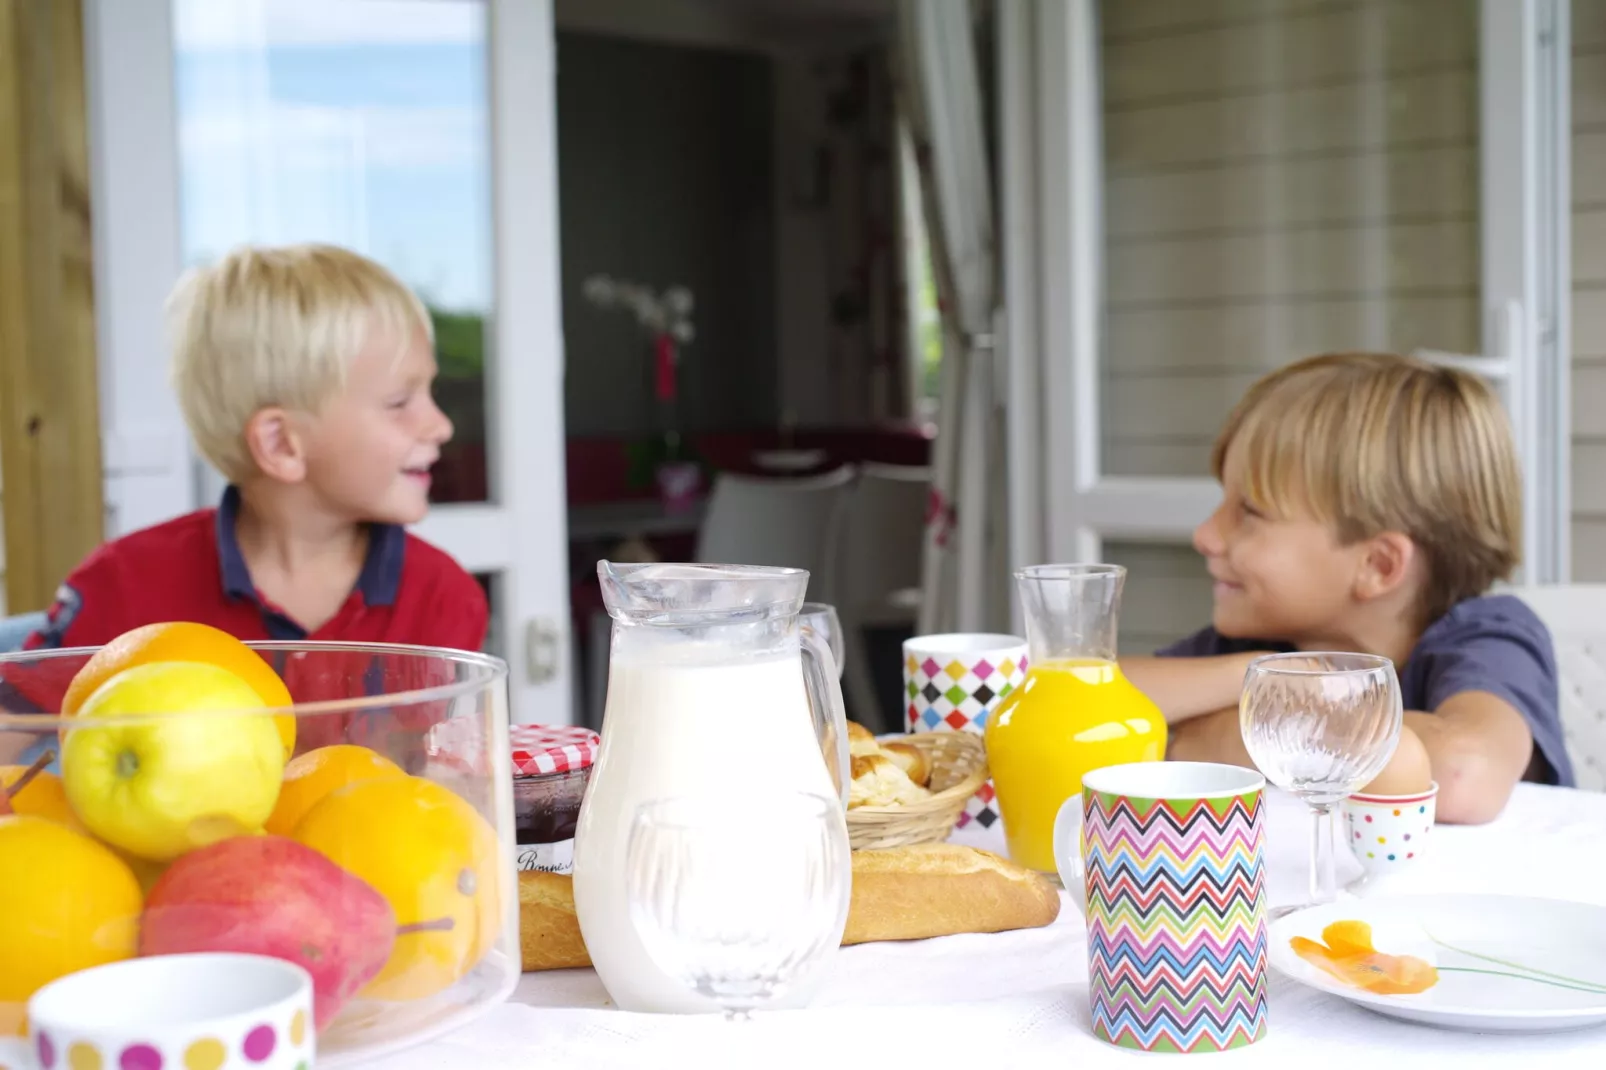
1012 0 1572 583
83 0 574 723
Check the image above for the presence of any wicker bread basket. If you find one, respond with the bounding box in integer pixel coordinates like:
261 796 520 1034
846 731 989 851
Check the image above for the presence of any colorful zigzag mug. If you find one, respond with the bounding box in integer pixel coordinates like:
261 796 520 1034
1053 761 1268 1053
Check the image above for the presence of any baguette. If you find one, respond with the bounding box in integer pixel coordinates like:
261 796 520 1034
841 842 1060 945
519 844 1060 972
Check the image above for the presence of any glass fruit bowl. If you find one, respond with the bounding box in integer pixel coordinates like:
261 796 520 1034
0 640 518 1067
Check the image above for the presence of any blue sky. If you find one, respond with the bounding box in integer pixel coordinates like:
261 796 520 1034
173 0 491 311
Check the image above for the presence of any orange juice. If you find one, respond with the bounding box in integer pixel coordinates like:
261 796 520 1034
984 659 1166 872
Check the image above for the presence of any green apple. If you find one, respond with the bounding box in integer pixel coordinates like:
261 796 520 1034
63 661 286 861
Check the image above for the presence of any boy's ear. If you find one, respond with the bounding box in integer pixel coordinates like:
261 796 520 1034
243 407 308 484
1355 531 1417 602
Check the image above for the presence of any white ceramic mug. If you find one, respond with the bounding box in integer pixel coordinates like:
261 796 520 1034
0 953 314 1070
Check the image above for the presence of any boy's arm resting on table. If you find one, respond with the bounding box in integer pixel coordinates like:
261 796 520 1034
1164 695 1536 826
1405 693 1534 826
1121 653 1265 724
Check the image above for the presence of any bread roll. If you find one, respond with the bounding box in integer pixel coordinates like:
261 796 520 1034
848 753 930 808
846 720 880 757
519 844 1061 971
518 870 591 971
879 740 931 787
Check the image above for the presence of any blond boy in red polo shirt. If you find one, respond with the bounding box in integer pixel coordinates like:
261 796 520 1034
10 244 486 754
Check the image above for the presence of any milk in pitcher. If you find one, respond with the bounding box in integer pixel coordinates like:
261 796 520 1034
572 644 842 1013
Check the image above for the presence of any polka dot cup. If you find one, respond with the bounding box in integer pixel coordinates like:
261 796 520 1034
0 953 313 1070
1342 782 1438 884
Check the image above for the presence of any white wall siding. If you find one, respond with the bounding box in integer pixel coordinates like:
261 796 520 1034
1096 0 1479 648
1574 0 1606 580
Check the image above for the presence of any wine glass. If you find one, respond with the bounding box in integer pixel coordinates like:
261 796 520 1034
799 602 845 679
625 791 851 1020
1240 652 1402 917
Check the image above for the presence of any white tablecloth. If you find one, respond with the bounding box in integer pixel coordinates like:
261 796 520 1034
368 785 1606 1069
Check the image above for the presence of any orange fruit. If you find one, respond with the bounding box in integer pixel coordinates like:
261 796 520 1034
0 816 143 1034
62 622 296 759
266 744 406 837
0 765 84 832
294 776 502 1001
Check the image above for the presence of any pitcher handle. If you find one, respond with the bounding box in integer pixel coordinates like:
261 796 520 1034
798 627 851 808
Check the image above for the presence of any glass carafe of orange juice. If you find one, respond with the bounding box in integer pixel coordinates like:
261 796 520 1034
984 564 1166 871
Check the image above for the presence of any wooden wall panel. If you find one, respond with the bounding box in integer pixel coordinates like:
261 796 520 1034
0 0 104 614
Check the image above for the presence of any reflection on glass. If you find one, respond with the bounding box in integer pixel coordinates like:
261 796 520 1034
171 0 491 503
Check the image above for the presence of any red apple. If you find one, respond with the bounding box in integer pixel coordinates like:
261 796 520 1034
141 835 397 1027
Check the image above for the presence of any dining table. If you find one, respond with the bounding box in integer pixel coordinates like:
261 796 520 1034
367 783 1606 1069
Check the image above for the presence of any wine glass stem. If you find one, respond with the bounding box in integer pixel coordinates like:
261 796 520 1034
1308 802 1338 905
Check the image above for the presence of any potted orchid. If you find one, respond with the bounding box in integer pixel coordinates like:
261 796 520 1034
582 275 701 512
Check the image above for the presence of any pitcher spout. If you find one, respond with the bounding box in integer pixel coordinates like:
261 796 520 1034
1013 564 1127 665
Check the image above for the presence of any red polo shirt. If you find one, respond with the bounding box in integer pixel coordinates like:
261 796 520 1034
6 489 488 754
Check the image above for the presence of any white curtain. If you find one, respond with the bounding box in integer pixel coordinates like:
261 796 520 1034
898 0 1008 635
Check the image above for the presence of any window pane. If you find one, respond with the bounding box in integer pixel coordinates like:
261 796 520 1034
473 571 499 658
1098 0 1480 477
172 0 491 503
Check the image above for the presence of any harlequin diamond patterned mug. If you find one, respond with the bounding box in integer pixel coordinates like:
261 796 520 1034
902 633 1027 829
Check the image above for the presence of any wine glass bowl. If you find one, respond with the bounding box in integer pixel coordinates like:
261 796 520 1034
1240 652 1402 915
625 792 851 1020
1240 652 1402 804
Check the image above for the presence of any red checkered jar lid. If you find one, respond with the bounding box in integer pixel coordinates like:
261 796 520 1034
509 724 600 778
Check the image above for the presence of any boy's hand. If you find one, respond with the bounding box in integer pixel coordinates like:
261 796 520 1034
1165 705 1258 770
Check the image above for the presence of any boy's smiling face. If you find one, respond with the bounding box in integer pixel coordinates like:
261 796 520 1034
300 319 453 525
1193 442 1377 643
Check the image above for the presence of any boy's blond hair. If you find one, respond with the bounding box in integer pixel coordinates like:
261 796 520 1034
168 243 433 483
1212 351 1522 626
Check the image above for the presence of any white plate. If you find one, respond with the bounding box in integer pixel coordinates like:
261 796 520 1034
1269 895 1606 1033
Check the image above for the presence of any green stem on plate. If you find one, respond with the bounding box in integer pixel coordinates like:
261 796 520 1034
1436 967 1606 995
1426 931 1606 992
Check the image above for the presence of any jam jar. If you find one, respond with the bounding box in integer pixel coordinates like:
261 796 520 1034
510 724 599 875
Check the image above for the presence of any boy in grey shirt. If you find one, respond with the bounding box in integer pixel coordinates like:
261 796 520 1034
1123 353 1573 824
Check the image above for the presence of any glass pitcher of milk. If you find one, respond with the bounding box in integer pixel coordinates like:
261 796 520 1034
572 561 852 1014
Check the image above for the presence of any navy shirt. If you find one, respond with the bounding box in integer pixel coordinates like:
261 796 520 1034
1156 594 1575 788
